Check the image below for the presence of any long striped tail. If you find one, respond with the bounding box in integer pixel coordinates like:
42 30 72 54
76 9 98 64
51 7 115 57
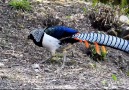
72 32 129 53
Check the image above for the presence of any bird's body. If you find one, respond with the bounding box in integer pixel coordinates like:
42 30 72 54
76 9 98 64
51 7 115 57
45 26 79 44
45 26 78 39
28 26 79 56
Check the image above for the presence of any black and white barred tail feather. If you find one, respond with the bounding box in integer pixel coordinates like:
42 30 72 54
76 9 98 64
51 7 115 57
72 32 129 53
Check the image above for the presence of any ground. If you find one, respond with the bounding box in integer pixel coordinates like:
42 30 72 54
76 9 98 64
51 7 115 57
0 0 129 89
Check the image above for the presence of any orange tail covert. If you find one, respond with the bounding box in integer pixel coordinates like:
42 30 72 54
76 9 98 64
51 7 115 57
94 42 101 55
84 40 89 48
101 46 107 54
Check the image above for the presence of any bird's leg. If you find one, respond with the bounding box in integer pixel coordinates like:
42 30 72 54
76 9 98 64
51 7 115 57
39 55 53 64
55 49 67 72
60 49 67 69
64 44 73 50
39 51 56 64
39 44 73 64
64 44 74 56
58 44 72 70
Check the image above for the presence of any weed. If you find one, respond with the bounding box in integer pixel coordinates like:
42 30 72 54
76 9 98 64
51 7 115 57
9 0 31 11
101 80 107 85
121 0 128 8
127 71 129 76
66 15 71 19
92 0 98 7
82 7 87 14
112 74 117 81
89 63 97 68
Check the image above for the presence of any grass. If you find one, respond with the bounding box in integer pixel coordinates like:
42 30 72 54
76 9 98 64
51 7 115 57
82 7 87 14
66 15 71 19
112 74 118 81
127 71 129 76
9 0 31 11
92 0 98 7
121 0 128 8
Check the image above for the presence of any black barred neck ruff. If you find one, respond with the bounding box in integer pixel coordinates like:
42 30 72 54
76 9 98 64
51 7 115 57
29 28 45 47
33 34 44 47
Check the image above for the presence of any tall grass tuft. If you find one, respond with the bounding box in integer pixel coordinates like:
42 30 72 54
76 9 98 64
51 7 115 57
9 0 31 11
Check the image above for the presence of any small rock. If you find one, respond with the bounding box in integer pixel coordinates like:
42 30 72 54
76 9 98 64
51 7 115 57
36 0 43 3
34 68 40 72
44 68 51 72
103 87 108 89
111 85 118 89
0 62 5 68
1 59 9 62
52 79 61 85
32 63 40 69
119 15 129 24
1 75 8 79
32 63 41 72
121 25 129 30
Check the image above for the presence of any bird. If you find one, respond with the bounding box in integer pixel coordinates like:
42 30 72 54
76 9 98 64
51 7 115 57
27 26 80 62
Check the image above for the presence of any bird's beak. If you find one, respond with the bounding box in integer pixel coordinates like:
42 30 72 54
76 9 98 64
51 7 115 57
27 35 31 39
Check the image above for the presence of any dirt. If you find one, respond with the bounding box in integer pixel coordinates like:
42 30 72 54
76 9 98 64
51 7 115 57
0 0 129 89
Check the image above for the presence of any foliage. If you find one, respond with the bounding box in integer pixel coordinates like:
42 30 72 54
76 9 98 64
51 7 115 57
82 7 87 14
127 71 129 76
92 0 98 7
89 63 97 68
9 0 31 11
66 15 71 19
91 0 129 14
112 74 118 81
121 0 128 8
88 5 120 31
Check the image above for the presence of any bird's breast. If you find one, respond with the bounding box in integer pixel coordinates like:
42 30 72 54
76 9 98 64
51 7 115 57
42 33 61 52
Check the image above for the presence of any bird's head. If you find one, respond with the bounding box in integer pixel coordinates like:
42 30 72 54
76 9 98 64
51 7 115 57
27 28 45 47
27 33 33 40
